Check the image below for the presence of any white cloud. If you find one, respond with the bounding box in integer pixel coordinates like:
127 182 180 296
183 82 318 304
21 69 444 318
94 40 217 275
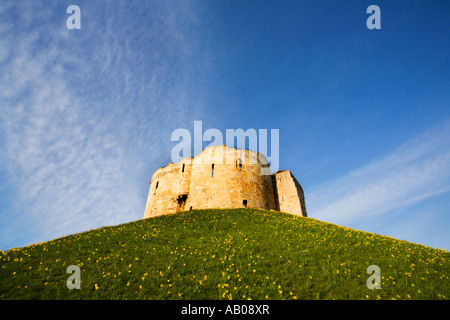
307 120 450 225
0 1 211 249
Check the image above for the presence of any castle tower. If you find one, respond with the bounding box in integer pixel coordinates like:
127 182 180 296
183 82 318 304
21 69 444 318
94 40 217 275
143 145 307 218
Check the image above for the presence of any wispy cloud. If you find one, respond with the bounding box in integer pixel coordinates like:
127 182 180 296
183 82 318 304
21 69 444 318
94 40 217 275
307 120 450 226
0 1 210 249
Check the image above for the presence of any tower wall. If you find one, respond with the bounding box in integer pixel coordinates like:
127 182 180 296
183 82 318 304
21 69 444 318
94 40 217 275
273 170 307 217
185 145 275 211
143 157 193 218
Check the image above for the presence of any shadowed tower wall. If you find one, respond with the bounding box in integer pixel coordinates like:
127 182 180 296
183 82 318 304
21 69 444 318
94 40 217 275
272 170 307 217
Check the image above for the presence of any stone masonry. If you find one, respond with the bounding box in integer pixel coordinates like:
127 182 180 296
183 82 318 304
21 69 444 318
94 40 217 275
143 145 307 219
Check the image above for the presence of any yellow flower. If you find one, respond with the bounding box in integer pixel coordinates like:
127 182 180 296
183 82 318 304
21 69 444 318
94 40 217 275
95 284 99 290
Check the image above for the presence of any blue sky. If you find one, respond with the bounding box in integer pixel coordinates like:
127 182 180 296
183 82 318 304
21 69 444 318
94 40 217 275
0 0 449 251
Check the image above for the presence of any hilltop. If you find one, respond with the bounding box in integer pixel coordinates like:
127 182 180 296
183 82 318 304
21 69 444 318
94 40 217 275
1 208 448 300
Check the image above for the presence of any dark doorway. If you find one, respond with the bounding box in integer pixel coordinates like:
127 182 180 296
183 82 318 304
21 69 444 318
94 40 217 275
176 194 188 212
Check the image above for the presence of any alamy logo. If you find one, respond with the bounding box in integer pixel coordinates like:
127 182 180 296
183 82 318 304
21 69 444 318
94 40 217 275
171 121 279 175
66 5 81 30
66 265 81 289
366 5 381 30
366 265 381 289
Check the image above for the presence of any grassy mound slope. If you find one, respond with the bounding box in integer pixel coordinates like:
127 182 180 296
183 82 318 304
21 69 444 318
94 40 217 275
1 208 448 300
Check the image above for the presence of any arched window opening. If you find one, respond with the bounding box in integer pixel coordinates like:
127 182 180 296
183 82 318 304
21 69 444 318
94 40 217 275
237 159 243 170
154 181 159 195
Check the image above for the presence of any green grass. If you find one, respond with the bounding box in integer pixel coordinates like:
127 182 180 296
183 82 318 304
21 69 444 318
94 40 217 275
1 208 449 300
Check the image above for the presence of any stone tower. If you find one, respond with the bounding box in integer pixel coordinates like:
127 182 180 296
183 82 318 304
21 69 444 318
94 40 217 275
143 145 307 218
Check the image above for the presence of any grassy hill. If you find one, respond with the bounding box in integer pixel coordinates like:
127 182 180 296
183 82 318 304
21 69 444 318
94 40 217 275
1 208 449 300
